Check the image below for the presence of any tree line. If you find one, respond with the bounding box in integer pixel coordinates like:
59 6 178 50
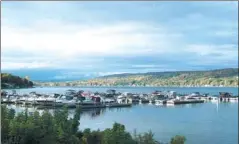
35 68 238 87
1 105 186 144
1 73 34 89
36 75 238 87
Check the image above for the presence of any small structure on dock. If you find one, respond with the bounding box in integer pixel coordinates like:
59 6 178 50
219 92 233 97
219 92 234 102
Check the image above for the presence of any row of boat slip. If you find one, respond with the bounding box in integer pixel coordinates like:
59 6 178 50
154 99 205 105
2 97 238 107
153 96 238 105
1 102 132 109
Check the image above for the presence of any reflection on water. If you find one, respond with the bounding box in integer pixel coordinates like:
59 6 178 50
81 108 106 119
154 103 203 109
4 102 227 119
4 104 133 119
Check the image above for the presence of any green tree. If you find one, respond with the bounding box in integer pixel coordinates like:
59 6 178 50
2 105 186 144
170 135 186 144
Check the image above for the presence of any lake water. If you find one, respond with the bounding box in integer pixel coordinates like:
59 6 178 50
3 87 239 144
4 86 239 96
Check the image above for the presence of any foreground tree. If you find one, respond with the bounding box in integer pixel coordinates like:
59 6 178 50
170 135 186 144
1 105 186 144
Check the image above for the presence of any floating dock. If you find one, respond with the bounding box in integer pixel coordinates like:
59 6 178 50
106 103 132 108
167 100 205 105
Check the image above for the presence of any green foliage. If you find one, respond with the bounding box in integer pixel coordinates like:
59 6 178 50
133 130 159 144
1 105 185 144
1 73 34 89
101 123 135 144
1 105 80 144
170 135 186 144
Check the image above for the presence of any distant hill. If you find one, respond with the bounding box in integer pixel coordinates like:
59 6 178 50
36 68 238 87
100 68 238 79
86 68 239 87
1 73 34 89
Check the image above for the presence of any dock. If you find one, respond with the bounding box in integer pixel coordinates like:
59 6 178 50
167 100 205 105
106 103 132 108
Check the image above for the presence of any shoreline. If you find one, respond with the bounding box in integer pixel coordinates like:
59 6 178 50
33 85 238 88
2 85 238 90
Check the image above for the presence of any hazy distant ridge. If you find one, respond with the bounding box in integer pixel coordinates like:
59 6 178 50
100 68 238 79
35 68 239 87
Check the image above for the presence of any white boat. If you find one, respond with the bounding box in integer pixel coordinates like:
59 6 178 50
9 96 17 102
209 97 219 103
186 97 200 102
219 97 230 102
2 98 8 102
25 96 38 104
155 99 166 105
18 97 27 103
2 95 17 103
200 97 209 101
36 96 56 102
55 95 77 107
166 99 175 105
229 97 238 102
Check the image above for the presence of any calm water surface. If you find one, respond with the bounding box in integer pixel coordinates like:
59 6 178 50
3 87 238 144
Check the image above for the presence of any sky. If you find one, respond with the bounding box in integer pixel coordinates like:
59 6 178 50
1 1 238 81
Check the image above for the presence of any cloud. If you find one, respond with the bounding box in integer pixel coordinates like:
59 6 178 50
1 1 238 80
186 44 238 58
213 31 237 37
2 62 53 70
2 18 186 69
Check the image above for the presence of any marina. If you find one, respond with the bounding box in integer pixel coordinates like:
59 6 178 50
1 87 238 144
1 87 238 108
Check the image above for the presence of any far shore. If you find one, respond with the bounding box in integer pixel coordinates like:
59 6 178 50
2 85 238 90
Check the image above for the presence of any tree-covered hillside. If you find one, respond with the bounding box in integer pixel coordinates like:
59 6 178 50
101 68 238 79
36 68 238 87
1 73 34 89
86 68 238 87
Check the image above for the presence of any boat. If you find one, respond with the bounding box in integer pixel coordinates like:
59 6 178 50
25 96 38 105
166 97 204 105
139 98 149 104
229 97 238 102
80 99 97 105
166 99 175 105
199 96 209 101
1 95 17 104
155 99 167 105
35 95 56 106
149 100 155 104
55 95 77 108
209 97 219 103
18 96 27 104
